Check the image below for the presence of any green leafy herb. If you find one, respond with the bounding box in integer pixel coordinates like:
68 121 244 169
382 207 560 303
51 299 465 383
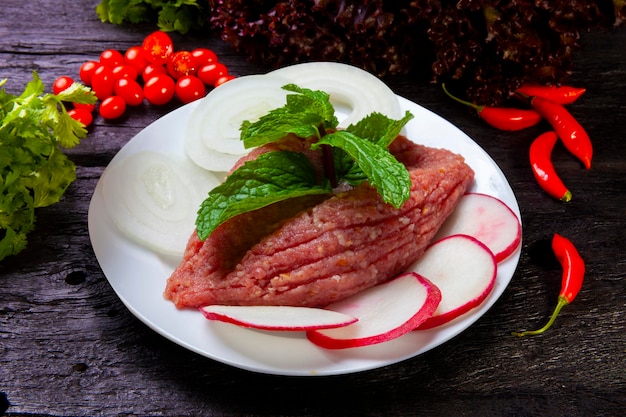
0 72 96 261
96 0 209 34
196 84 413 240
311 130 410 208
196 152 332 240
334 110 414 187
240 84 338 148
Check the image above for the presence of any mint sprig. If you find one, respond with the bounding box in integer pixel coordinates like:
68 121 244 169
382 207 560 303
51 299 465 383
195 84 413 240
196 152 332 240
240 84 338 148
311 130 410 208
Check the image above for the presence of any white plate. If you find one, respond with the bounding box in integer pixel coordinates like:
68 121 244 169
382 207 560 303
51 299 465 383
88 96 521 376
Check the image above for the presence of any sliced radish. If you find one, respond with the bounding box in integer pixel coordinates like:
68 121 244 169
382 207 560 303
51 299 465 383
306 272 441 349
268 62 402 128
412 234 497 330
101 151 220 256
434 193 521 262
199 305 357 331
184 74 292 172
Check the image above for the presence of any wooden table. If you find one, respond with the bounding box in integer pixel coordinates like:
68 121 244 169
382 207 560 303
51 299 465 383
2 1 625 415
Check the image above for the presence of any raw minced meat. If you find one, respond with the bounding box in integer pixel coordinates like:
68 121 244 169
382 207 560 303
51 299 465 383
164 135 474 308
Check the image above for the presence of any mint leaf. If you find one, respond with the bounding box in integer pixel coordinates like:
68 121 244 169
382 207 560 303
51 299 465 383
346 110 414 148
312 131 411 208
240 84 338 148
196 151 332 240
195 83 414 241
332 110 414 188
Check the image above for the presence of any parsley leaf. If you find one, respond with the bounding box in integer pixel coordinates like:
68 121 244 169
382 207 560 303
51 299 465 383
0 72 96 261
196 151 332 240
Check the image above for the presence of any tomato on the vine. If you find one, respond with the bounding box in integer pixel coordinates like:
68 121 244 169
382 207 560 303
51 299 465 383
175 75 206 104
100 49 124 68
144 74 175 105
115 78 144 106
99 96 127 119
167 51 199 79
142 31 174 65
91 65 115 100
53 76 74 95
142 64 167 84
124 46 149 73
197 62 229 86
68 108 93 127
191 48 217 66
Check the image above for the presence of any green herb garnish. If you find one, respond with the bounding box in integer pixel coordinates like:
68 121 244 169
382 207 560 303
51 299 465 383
195 84 413 240
96 0 209 34
0 72 96 261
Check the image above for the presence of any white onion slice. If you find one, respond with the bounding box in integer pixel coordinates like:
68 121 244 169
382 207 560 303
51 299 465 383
100 151 220 256
267 62 402 127
184 63 402 173
184 74 292 172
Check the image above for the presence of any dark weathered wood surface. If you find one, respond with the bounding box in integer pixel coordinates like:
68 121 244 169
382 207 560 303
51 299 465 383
1 1 625 416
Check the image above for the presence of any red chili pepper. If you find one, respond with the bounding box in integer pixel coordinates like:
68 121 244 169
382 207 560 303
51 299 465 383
516 84 586 105
529 131 572 202
526 95 593 170
513 233 585 337
442 84 542 131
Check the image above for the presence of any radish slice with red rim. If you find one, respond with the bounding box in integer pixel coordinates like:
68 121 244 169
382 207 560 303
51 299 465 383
412 234 497 330
306 272 441 349
200 305 358 331
433 192 522 262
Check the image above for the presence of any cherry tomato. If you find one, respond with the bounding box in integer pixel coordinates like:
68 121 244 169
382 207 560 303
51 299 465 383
68 107 93 127
99 96 127 119
53 76 74 95
114 78 144 106
73 102 96 113
215 74 236 87
124 46 149 73
79 61 99 86
143 74 175 105
91 65 115 100
175 75 206 104
142 63 167 84
100 49 124 68
191 48 217 66
111 64 138 81
142 31 174 65
197 62 229 86
167 51 199 79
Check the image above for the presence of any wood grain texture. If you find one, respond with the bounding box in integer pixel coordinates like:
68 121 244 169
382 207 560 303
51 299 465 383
1 1 625 416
